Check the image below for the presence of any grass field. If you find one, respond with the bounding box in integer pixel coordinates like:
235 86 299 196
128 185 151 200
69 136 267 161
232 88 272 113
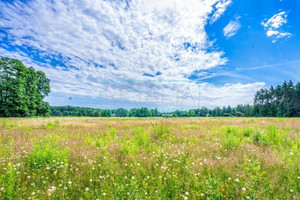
0 117 299 199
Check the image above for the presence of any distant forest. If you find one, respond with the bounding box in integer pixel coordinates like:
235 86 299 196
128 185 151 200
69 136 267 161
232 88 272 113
51 81 300 117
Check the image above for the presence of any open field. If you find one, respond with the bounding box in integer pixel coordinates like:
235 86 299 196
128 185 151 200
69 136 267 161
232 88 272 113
0 117 299 199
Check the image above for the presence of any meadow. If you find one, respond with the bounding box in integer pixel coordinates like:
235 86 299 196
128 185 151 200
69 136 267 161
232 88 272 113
0 117 299 199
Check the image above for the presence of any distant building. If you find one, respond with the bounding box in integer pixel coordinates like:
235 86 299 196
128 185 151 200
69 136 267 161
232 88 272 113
162 113 173 117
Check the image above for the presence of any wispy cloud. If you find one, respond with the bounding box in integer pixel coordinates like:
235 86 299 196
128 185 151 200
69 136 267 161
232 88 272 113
223 17 241 38
0 0 263 108
210 0 232 24
262 11 292 43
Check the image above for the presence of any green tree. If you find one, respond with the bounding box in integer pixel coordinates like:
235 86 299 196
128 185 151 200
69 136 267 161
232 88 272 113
0 57 50 117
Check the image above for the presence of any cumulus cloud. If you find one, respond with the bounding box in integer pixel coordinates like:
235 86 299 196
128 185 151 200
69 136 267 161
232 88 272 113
262 11 292 43
0 0 263 109
223 17 241 38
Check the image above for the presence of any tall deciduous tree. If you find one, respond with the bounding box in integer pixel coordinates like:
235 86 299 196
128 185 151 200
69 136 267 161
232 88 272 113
0 57 50 117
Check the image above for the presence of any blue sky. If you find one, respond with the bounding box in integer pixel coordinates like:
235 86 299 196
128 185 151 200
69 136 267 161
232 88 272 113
0 0 299 110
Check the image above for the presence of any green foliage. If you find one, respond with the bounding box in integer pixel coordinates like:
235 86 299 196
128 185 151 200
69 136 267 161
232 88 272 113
204 176 223 199
44 120 60 130
27 138 69 170
221 126 242 149
152 123 170 140
0 57 50 117
254 81 300 117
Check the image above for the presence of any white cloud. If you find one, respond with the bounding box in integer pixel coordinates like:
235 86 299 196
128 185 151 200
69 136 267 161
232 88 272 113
0 0 263 108
210 0 232 24
262 11 292 43
223 18 241 38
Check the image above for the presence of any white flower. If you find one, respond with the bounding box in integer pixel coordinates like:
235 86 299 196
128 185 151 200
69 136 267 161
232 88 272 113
46 166 50 170
85 187 89 191
185 192 189 195
246 196 250 199
200 193 204 196
242 187 246 191
290 189 294 192
290 152 293 155
68 181 72 185
31 192 35 195
235 178 239 182
103 193 106 196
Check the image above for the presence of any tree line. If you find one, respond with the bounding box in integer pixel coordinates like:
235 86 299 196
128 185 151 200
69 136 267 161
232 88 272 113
254 80 300 117
51 81 300 118
49 104 256 117
1 57 300 117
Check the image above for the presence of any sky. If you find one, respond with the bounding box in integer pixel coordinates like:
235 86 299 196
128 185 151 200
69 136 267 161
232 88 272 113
0 0 300 111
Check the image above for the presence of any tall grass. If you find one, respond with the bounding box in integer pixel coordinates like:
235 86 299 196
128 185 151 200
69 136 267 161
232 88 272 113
0 117 299 199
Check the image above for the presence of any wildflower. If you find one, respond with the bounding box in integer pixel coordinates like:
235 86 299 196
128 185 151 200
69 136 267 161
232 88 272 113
89 179 92 182
0 187 4 191
85 187 89 191
68 181 72 185
290 189 294 193
103 193 106 196
127 192 130 195
242 187 246 192
200 163 203 165
235 178 239 182
290 152 293 155
132 176 135 179
32 192 35 195
246 196 250 199
46 166 50 170
27 176 31 179
185 192 189 195
200 193 204 196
